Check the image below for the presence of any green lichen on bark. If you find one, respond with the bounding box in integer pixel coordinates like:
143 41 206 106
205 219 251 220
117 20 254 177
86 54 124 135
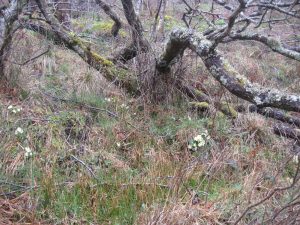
219 102 238 118
189 101 210 109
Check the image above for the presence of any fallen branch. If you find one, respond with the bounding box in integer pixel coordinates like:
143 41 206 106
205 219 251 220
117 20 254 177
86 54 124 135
157 28 300 112
273 124 300 141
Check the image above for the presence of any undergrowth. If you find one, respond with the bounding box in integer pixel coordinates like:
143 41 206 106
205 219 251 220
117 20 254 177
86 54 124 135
0 13 299 225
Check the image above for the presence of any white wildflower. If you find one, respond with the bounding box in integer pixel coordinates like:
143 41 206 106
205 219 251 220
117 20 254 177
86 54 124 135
8 105 22 114
198 140 205 147
105 98 111 102
116 142 121 147
24 147 33 157
15 127 24 135
293 155 299 164
120 103 129 109
194 135 203 142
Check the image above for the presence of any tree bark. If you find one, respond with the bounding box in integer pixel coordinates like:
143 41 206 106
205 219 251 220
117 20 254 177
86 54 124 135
34 0 138 94
113 0 149 63
95 0 122 37
0 0 27 79
157 28 300 112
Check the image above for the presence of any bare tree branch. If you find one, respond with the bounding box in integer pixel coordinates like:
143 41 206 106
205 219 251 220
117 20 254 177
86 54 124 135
228 33 300 61
95 0 122 37
157 28 300 112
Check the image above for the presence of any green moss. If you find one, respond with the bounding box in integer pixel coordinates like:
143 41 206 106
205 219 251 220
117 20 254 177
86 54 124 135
215 19 226 25
90 52 113 67
164 15 173 21
189 101 209 109
91 21 114 32
119 30 128 38
223 60 247 86
220 102 238 118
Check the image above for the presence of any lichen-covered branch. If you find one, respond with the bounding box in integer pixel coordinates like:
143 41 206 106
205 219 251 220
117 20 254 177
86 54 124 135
228 33 300 61
156 29 192 72
33 0 138 94
201 50 300 112
158 28 300 112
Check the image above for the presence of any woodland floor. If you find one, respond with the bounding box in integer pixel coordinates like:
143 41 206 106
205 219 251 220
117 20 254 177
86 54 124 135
0 6 300 224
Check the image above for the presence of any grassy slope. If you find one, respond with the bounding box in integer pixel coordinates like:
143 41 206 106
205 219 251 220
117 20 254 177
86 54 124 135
0 7 300 225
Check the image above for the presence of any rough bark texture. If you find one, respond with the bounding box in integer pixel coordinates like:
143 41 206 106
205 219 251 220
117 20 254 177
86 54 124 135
228 33 300 62
0 0 27 79
113 0 149 63
157 28 300 112
202 51 300 112
246 105 300 128
95 0 122 37
273 124 300 141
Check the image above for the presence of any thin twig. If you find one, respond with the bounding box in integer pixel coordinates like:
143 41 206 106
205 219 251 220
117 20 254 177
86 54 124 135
70 154 98 180
233 160 300 225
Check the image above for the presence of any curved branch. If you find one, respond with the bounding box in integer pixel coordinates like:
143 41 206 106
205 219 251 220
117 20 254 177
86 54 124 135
158 28 300 112
113 0 149 63
228 33 300 61
248 3 300 19
201 50 300 112
213 0 246 44
95 0 122 37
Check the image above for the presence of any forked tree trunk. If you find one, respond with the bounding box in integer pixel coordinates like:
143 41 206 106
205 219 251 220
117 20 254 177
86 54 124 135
31 0 300 112
113 0 150 63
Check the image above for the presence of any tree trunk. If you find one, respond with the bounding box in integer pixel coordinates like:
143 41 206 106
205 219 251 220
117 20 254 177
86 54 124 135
0 0 26 80
113 0 150 63
95 0 122 37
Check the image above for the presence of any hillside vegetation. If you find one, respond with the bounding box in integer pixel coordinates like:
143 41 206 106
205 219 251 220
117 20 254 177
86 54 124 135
0 0 300 224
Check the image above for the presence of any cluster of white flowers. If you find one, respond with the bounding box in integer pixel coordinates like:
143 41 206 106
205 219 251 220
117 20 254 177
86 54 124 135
15 127 24 135
188 130 210 151
24 147 33 158
120 103 129 109
104 97 112 102
8 105 22 114
293 155 299 164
